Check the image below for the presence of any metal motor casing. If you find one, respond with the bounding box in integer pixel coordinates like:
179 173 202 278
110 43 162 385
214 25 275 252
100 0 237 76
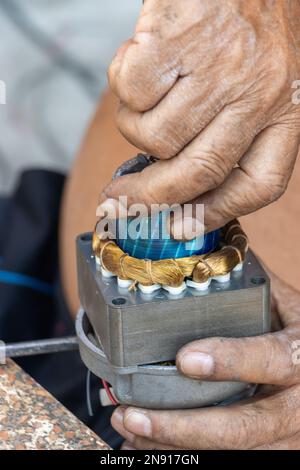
76 309 254 409
76 233 270 409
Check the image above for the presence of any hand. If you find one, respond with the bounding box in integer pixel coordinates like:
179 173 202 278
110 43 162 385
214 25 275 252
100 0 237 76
101 0 300 232
111 271 300 450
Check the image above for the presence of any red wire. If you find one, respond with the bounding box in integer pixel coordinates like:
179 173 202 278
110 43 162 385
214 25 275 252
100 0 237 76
101 379 118 406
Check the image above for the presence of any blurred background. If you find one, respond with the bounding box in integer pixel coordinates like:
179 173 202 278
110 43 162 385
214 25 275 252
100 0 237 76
0 0 140 193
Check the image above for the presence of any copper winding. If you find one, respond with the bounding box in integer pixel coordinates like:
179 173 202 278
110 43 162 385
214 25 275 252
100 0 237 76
92 220 248 287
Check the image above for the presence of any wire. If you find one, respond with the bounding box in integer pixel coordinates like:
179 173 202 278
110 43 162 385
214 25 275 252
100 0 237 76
0 270 54 296
101 379 118 406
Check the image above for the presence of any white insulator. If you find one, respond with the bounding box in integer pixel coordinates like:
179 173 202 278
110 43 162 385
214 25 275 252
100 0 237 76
101 266 115 279
163 283 187 295
212 273 231 284
117 278 134 288
138 284 161 294
186 279 211 291
233 262 244 272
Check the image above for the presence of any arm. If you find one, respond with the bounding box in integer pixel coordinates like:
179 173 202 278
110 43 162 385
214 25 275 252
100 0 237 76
99 0 300 234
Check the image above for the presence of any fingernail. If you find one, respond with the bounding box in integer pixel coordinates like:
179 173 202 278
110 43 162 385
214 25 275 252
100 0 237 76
124 409 152 438
179 352 214 377
171 217 204 241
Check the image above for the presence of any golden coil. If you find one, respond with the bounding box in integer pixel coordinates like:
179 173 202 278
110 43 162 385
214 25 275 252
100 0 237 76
92 220 248 287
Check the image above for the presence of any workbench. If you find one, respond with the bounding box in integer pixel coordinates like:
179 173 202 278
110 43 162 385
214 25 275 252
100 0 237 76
0 359 110 450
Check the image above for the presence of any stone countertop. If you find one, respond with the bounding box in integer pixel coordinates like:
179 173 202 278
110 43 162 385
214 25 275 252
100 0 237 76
0 359 110 450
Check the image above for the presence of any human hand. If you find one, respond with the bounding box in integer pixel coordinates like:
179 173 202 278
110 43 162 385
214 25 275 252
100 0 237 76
111 271 300 450
101 0 300 233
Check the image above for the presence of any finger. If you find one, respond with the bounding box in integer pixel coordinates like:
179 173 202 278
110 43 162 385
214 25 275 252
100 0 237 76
109 38 179 113
255 433 300 450
99 102 262 211
111 406 136 443
121 441 137 451
108 1 181 112
120 386 300 449
112 408 178 450
126 437 180 451
114 74 229 159
195 125 299 232
176 321 300 386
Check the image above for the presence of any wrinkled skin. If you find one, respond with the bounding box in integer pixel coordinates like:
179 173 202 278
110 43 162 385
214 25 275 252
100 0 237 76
99 0 300 233
111 271 300 450
103 0 300 449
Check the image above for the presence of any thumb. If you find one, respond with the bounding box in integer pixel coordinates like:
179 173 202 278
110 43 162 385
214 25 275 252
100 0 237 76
176 327 300 386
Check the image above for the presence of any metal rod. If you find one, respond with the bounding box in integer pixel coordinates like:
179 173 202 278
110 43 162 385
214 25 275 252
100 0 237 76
4 336 79 358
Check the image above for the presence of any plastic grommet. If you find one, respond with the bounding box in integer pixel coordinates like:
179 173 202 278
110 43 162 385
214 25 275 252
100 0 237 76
118 278 134 288
101 266 115 279
233 262 243 273
212 273 231 284
138 284 161 294
163 283 187 295
186 279 211 291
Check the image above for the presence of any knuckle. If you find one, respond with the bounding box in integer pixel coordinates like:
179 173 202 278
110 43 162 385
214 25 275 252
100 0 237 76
213 411 252 450
269 332 299 385
151 414 173 443
257 174 288 204
188 150 230 190
146 119 184 159
108 68 145 112
120 83 154 113
117 108 178 159
116 110 144 150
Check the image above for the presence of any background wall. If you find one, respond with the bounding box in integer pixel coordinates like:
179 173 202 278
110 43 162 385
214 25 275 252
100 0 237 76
0 0 140 194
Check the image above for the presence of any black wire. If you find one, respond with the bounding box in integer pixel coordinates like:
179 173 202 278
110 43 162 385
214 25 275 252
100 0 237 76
0 0 101 101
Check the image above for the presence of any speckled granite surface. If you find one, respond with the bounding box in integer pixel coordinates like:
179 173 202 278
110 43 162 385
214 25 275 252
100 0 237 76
0 359 110 450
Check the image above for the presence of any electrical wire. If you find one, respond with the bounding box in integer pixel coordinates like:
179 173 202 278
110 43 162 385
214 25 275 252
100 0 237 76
0 270 54 296
101 379 118 406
